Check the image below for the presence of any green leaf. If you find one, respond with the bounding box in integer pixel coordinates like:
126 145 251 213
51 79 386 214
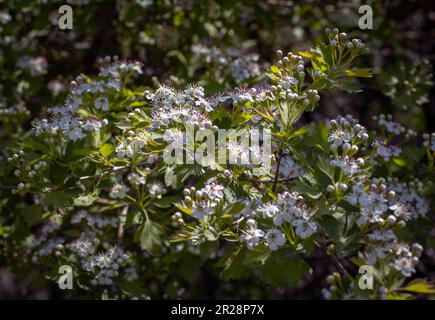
317 214 341 239
218 246 247 280
293 180 322 199
223 202 245 216
73 193 98 207
164 166 181 189
118 281 145 297
49 163 69 185
203 229 217 241
174 203 192 214
398 280 435 294
345 68 373 78
270 65 280 74
63 229 81 237
153 195 179 208
333 78 362 93
20 138 51 154
70 147 97 158
260 254 310 287
21 204 44 227
177 255 200 283
298 51 315 59
392 157 409 168
134 219 165 253
100 144 115 158
44 191 72 209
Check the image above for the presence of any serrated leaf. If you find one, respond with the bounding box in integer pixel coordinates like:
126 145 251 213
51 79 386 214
134 219 164 253
153 195 178 208
293 181 322 199
73 194 98 207
21 204 44 227
49 163 69 185
345 68 373 78
100 144 115 158
398 280 435 294
223 202 245 216
118 281 145 297
260 254 310 287
44 191 72 209
218 246 246 280
270 65 280 74
174 203 192 214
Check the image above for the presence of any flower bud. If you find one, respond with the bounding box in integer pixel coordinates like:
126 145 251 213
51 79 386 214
350 145 359 155
246 219 256 228
387 215 397 224
397 220 406 228
326 275 335 285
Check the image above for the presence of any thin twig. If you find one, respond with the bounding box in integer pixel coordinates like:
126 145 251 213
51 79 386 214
79 161 149 181
117 205 129 244
272 148 283 192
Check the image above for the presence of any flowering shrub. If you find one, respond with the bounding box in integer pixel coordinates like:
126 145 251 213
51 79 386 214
1 24 434 300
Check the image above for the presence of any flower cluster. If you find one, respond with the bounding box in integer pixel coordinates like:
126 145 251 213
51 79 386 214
324 29 368 57
277 153 303 179
32 59 143 142
192 44 262 83
328 115 369 151
374 114 417 138
16 55 48 76
69 235 132 286
180 182 225 221
146 85 214 130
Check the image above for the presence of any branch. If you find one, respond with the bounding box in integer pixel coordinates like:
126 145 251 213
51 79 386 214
272 149 283 192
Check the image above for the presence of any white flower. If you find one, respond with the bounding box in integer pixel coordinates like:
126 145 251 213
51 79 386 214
240 220 265 249
201 182 224 200
292 218 317 239
272 210 292 227
163 128 184 148
83 120 102 132
70 238 95 257
148 181 165 197
279 155 303 178
367 229 396 242
257 202 280 219
95 252 113 268
115 139 146 159
265 229 286 251
127 173 146 185
191 205 214 220
68 127 85 141
375 140 401 161
330 156 362 176
392 256 415 277
110 183 129 199
94 97 109 111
